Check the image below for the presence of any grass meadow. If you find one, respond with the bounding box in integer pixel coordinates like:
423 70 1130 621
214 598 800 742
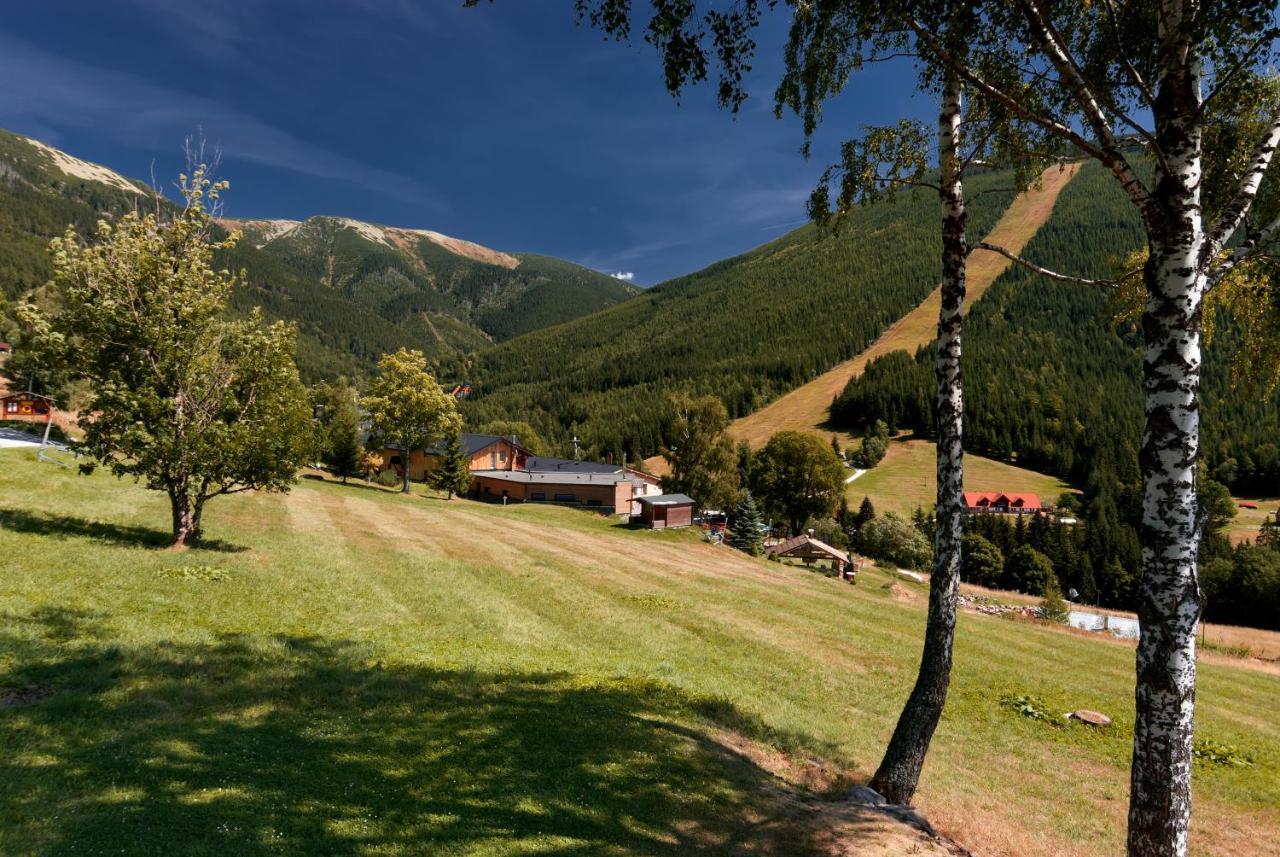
1 450 1276 856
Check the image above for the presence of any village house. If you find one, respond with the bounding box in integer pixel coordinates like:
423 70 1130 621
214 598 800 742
380 433 530 482
378 432 664 516
963 492 1043 514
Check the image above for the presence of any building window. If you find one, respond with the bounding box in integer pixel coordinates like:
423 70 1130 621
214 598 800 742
531 492 546 501
553 493 576 503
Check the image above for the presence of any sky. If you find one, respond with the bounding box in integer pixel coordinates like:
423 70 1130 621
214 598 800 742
0 1 931 286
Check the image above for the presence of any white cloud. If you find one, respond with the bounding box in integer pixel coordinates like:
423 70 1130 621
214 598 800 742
610 271 636 282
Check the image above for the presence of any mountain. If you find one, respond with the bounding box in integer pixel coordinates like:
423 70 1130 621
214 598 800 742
461 169 1020 459
0 129 637 380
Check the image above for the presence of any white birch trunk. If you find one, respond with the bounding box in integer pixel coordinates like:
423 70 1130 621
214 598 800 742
869 71 966 804
1128 21 1204 856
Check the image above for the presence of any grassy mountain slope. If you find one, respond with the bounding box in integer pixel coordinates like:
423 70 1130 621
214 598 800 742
464 171 1020 460
1 450 1276 856
0 129 636 381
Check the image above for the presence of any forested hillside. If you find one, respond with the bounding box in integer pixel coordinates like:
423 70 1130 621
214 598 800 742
463 171 1018 459
832 162 1280 624
832 161 1280 497
0 129 636 382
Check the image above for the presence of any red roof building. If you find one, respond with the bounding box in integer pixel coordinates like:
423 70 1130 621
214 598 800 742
963 492 1042 514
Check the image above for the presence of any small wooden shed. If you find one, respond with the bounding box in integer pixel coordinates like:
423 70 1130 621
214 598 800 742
1 391 54 422
634 493 695 529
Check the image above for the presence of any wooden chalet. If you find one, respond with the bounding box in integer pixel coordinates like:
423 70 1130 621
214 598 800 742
963 492 1042 514
382 433 530 482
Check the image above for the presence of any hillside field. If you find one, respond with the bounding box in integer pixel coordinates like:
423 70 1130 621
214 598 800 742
1 451 1277 856
846 437 1074 518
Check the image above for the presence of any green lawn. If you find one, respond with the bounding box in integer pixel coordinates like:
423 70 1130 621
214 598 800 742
1 451 1275 856
848 437 1075 517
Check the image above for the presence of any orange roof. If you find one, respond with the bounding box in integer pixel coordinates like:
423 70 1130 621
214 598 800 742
963 492 1041 509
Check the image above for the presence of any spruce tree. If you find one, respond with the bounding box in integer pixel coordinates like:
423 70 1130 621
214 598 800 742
727 490 765 556
432 431 472 500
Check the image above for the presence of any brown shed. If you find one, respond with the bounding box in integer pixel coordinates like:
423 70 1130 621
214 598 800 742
634 494 696 529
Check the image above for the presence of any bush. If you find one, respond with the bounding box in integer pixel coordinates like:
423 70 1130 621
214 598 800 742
373 469 401 488
858 512 932 571
961 532 1004 587
1004 544 1056 595
802 516 848 549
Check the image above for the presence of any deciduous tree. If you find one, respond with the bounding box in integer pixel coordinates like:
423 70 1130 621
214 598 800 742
361 349 462 494
751 431 845 536
659 392 739 510
17 167 313 548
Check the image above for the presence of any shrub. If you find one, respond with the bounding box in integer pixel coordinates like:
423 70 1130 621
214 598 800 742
961 532 1004 587
858 512 932 571
1004 544 1056 595
1038 577 1070 623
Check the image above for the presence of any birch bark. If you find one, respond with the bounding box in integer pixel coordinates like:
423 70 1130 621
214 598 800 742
869 70 966 804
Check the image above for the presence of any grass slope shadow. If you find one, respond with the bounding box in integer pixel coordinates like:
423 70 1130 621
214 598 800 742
0 508 246 553
0 607 893 856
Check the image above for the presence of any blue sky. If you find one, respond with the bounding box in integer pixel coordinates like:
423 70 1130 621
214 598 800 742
0 1 929 285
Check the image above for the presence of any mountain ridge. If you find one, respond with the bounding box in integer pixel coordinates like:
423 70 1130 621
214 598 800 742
0 128 637 380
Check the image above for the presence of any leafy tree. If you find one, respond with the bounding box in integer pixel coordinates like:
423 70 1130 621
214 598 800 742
1003 545 1056 596
751 431 846 536
659 392 739 510
858 512 933 571
727 490 765 556
16 167 313 548
431 430 472 500
961 533 1004 588
361 348 462 494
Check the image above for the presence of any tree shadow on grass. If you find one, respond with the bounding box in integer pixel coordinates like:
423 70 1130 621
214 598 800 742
0 607 877 856
0 509 246 553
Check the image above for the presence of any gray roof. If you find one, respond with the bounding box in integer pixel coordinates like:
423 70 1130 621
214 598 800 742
635 493 695 506
525 455 622 475
472 469 643 487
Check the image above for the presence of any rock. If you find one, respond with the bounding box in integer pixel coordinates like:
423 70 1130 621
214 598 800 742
848 785 887 805
1069 709 1112 726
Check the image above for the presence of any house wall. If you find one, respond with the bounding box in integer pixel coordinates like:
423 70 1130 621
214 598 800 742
471 475 630 514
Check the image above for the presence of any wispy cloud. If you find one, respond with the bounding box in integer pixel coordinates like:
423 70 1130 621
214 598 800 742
610 271 636 282
0 32 438 209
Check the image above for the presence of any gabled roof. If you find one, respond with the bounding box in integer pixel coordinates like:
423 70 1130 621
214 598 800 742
635 493 695 506
963 492 1041 509
765 534 850 562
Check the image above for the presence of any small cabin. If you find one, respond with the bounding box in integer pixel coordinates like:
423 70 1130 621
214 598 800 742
766 534 860 581
634 494 696 529
1 391 54 422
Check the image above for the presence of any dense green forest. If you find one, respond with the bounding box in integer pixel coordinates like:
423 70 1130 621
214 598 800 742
462 171 1019 459
0 129 635 383
832 162 1280 625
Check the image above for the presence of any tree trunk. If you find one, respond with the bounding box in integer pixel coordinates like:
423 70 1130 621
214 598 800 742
169 487 198 549
1127 53 1205 857
401 467 411 494
869 73 966 804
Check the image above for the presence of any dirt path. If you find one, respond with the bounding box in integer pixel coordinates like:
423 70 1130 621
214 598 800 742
722 162 1082 454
